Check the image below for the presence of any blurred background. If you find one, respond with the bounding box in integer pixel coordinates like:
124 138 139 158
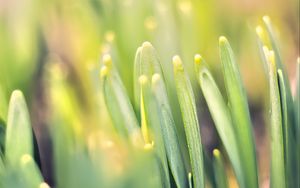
0 0 299 187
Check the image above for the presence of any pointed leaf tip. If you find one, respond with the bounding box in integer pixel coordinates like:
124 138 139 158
102 54 112 67
151 73 161 85
219 36 228 44
194 54 203 65
142 41 153 48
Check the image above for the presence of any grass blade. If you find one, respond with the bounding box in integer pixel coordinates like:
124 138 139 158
101 54 143 146
219 37 258 188
212 149 228 188
139 75 170 188
5 90 33 166
173 55 205 188
264 50 285 188
151 73 187 188
0 120 4 155
295 58 300 188
278 69 296 188
194 55 243 187
262 16 295 134
134 42 164 113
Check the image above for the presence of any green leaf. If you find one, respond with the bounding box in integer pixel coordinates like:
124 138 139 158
101 54 143 146
295 57 300 188
278 69 297 188
134 42 164 113
262 16 295 136
0 120 5 155
19 154 43 187
139 75 170 188
5 90 33 166
264 50 285 188
219 37 258 188
151 73 187 188
173 55 205 188
194 55 243 187
212 149 228 188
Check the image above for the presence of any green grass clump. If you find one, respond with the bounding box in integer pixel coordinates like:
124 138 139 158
0 16 299 188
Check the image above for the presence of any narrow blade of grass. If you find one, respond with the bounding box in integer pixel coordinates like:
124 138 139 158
264 49 286 188
263 16 295 134
0 120 4 155
278 69 296 188
133 46 142 115
151 73 187 188
100 54 143 146
139 75 170 188
213 149 228 188
295 57 300 188
143 143 164 188
19 154 43 188
219 37 258 188
194 55 243 187
5 90 33 166
134 42 164 113
173 55 205 188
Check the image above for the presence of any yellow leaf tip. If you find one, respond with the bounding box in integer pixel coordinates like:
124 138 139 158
219 36 228 44
12 90 23 98
100 66 109 78
144 141 154 150
151 73 161 85
102 54 112 67
173 55 183 70
194 54 203 65
256 25 264 37
139 75 148 85
213 149 220 157
39 182 50 188
142 41 153 48
263 15 271 23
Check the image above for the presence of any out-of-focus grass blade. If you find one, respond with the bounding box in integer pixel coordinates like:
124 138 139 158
203 150 216 188
173 55 205 188
213 149 228 188
194 55 243 187
262 16 295 133
5 90 33 166
295 58 300 188
0 120 5 155
19 154 43 188
139 75 170 188
0 155 4 174
134 46 142 115
134 42 163 112
151 73 187 188
278 69 296 188
219 37 258 188
100 54 143 147
143 143 163 188
0 86 8 122
264 49 286 188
